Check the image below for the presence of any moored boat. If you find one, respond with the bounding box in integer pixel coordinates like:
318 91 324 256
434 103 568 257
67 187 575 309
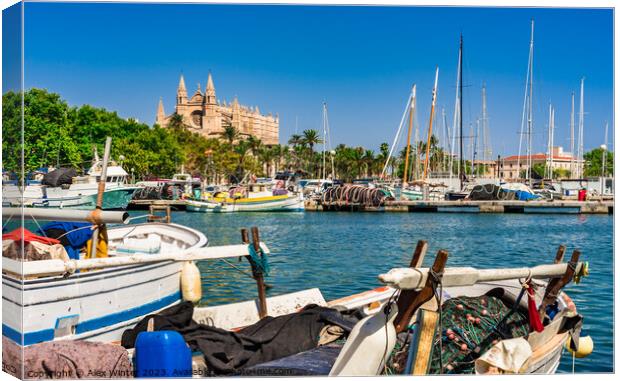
186 183 304 213
2 160 139 210
2 219 208 346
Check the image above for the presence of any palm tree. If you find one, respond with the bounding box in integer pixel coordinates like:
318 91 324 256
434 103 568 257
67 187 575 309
363 150 375 177
302 129 322 152
288 134 303 148
168 113 185 130
246 135 263 156
221 125 239 145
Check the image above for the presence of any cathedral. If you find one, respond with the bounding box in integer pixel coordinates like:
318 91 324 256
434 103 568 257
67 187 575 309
156 74 279 145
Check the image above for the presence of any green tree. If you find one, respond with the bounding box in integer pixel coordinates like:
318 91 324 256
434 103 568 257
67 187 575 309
584 148 614 177
221 125 240 145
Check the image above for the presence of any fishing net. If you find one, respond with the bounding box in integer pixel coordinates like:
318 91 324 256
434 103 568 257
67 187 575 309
428 295 530 374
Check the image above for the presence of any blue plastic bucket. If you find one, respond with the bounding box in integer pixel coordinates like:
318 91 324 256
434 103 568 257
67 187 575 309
134 330 192 378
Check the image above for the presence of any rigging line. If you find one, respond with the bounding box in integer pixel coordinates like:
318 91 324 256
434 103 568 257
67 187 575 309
381 93 413 178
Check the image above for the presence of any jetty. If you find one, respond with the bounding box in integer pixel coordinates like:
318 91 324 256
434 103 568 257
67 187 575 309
305 199 613 214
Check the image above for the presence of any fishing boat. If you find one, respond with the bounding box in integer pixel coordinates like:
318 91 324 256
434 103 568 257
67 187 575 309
2 160 139 210
3 211 589 377
130 241 588 376
186 183 304 213
1 210 208 346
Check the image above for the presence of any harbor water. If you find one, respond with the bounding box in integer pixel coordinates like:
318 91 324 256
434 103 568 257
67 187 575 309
167 211 613 373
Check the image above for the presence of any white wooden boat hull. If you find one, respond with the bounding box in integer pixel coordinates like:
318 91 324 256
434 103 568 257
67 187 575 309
186 195 305 213
2 223 207 346
191 280 574 375
2 184 139 210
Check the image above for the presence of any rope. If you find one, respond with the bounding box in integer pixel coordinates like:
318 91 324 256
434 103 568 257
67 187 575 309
248 244 270 276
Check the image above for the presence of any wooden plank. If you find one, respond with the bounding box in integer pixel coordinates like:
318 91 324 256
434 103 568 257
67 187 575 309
410 309 440 375
554 245 566 264
409 240 428 268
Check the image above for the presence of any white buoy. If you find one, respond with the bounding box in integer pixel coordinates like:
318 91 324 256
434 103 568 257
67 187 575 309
181 261 202 303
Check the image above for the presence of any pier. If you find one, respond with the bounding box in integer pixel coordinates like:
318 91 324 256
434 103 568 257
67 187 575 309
305 199 613 214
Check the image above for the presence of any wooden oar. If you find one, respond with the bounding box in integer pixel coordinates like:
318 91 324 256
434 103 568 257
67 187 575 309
3 242 271 278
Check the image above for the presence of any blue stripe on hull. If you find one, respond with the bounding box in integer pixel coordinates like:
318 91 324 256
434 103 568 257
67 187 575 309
3 291 181 346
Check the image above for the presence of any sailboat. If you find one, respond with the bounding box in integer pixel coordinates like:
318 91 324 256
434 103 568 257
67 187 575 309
445 34 471 201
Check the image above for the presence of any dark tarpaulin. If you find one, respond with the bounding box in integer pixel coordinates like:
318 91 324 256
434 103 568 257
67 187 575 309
468 184 503 200
121 302 359 375
42 168 78 187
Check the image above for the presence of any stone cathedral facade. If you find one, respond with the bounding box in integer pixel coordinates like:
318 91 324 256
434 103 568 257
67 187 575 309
156 74 279 145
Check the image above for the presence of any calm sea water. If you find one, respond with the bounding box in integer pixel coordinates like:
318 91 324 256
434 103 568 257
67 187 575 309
166 211 613 373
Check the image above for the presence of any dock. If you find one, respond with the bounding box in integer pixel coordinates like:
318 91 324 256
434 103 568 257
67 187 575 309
305 199 613 214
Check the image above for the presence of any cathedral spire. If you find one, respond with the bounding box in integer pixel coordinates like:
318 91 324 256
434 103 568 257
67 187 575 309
177 74 187 103
205 72 216 105
156 97 165 125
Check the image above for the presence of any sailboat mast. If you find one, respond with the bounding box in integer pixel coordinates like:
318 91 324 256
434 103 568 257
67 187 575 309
602 121 608 177
459 34 464 190
449 37 461 187
546 103 552 179
423 67 439 180
527 19 534 184
442 108 449 172
481 84 490 163
403 85 416 184
570 92 575 178
578 78 585 178
322 102 327 180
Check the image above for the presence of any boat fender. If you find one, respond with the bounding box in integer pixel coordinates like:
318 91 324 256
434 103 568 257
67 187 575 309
181 261 202 303
564 335 594 358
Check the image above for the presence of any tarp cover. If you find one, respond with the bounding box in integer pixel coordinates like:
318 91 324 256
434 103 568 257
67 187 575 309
42 167 78 187
468 184 503 200
121 301 359 375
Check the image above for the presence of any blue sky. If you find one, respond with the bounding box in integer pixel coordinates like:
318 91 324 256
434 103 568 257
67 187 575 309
12 3 615 155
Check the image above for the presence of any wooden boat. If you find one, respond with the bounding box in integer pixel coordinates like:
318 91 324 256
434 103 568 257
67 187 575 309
2 161 139 210
107 236 587 376
186 184 304 213
2 220 208 346
184 243 588 376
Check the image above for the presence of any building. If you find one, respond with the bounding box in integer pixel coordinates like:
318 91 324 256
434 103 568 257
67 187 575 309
499 146 583 179
156 74 279 145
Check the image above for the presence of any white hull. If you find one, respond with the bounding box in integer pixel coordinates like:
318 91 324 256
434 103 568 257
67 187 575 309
2 223 207 346
186 195 305 213
2 183 139 209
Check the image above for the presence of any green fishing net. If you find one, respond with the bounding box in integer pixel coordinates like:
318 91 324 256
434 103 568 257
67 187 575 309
428 295 530 374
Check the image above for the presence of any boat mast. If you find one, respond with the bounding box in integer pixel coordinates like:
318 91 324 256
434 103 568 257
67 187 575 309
481 84 490 163
602 121 608 177
423 67 439 180
546 104 555 179
442 108 449 172
459 34 464 190
578 78 585 178
527 19 535 184
403 85 416 185
322 102 327 181
570 92 575 178
449 37 461 187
